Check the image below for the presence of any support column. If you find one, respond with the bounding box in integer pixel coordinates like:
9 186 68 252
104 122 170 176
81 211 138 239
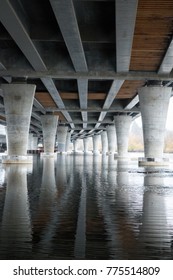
114 115 132 158
73 139 79 153
28 133 33 153
41 114 58 156
106 124 117 155
92 134 100 155
57 126 68 153
138 85 171 166
32 135 38 153
1 83 36 164
83 137 90 154
101 131 108 155
65 130 72 153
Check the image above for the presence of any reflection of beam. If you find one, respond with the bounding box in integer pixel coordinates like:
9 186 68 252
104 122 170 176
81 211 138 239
116 0 138 72
49 0 87 72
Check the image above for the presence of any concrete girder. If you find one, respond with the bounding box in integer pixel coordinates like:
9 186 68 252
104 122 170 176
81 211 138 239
49 0 88 72
116 0 138 72
77 78 88 129
0 0 74 129
158 38 173 74
94 80 124 129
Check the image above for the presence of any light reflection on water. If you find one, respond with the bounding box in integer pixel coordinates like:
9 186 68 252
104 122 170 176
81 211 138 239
0 154 173 259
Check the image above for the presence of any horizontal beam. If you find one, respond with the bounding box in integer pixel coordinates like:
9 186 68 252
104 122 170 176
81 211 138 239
1 70 173 81
45 106 140 112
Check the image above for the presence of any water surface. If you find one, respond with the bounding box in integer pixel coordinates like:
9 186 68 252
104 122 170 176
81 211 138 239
0 154 173 260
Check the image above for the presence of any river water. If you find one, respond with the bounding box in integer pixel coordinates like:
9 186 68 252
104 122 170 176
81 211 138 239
0 153 173 260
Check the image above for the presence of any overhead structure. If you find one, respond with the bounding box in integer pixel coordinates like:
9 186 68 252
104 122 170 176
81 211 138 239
0 0 173 140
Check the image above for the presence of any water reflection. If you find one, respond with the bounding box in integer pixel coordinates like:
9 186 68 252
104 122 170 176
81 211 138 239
139 172 172 259
0 155 173 259
74 156 87 259
32 157 57 258
0 165 32 259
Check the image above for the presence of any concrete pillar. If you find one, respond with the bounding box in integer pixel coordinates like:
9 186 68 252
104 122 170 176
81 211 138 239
41 114 58 156
57 126 68 153
106 124 116 154
28 133 33 152
92 134 100 155
83 137 90 154
114 115 132 158
32 136 38 151
138 85 171 166
1 83 36 163
65 130 72 153
101 130 108 154
73 139 79 153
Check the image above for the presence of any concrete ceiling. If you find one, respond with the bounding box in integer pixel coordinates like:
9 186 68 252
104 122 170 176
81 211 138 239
0 0 173 140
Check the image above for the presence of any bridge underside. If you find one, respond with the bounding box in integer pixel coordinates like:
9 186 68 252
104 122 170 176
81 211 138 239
0 0 173 141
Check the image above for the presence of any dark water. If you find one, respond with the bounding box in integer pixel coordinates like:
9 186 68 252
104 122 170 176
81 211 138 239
0 154 173 260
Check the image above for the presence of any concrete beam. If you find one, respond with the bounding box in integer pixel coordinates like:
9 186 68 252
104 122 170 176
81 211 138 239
49 0 88 72
1 69 173 81
116 0 138 72
158 38 173 74
124 94 139 110
77 78 88 129
0 0 74 129
95 80 124 128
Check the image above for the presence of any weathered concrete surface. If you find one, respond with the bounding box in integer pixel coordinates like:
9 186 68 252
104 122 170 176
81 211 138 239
114 115 132 158
41 114 59 155
92 134 101 155
1 84 36 163
101 131 108 154
57 126 68 153
138 86 171 166
106 124 116 154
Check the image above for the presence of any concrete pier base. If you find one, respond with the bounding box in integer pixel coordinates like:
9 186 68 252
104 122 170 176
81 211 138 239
40 152 57 158
138 157 169 167
2 155 33 164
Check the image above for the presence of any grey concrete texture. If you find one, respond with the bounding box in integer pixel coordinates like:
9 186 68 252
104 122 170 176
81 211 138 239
106 124 117 154
41 115 59 153
138 86 172 158
2 84 36 156
114 115 132 157
101 131 108 154
57 126 68 152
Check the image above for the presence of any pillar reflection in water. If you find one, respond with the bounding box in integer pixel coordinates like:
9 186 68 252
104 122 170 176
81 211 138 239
139 172 171 258
33 157 57 257
74 156 87 259
0 165 31 259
